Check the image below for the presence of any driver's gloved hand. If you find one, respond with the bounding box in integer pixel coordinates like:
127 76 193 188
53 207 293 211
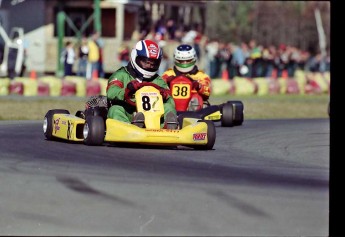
165 76 175 84
126 80 141 94
159 88 171 101
192 80 202 91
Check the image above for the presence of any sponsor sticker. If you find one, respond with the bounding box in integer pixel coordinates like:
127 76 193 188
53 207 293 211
53 118 61 134
145 129 179 133
193 133 207 141
140 92 159 96
148 44 158 57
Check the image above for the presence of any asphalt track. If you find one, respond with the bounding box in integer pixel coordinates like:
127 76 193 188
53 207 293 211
0 119 329 236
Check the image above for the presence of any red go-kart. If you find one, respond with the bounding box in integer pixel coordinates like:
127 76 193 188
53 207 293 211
169 75 244 127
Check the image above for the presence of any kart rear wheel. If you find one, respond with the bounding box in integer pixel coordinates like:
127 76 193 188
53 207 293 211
192 120 216 150
221 102 234 127
83 116 105 146
43 109 70 140
228 101 244 126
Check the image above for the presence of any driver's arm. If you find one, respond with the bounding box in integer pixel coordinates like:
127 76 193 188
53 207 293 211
106 70 132 101
161 69 175 86
193 72 211 100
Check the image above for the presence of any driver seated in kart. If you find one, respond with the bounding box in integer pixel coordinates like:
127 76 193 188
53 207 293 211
162 44 211 111
106 39 178 129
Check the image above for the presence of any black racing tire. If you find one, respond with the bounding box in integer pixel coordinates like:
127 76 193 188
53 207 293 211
43 109 70 140
221 102 234 127
228 100 244 126
191 120 216 150
83 116 105 146
328 102 330 117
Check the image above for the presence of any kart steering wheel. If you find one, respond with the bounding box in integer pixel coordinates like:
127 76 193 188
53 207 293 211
174 75 194 81
168 75 194 84
124 82 163 107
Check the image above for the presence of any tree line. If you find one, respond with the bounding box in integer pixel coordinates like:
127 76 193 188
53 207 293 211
205 1 330 53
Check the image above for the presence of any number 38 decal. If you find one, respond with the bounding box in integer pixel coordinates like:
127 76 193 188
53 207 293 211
172 84 191 99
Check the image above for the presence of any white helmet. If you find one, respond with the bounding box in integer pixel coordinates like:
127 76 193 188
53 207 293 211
174 44 197 73
130 39 162 79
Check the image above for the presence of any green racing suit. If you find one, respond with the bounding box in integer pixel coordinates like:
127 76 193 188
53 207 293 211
106 65 176 128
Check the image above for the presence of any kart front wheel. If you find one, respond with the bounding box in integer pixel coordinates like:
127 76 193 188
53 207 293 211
221 102 234 127
228 101 244 126
43 109 70 140
83 116 105 146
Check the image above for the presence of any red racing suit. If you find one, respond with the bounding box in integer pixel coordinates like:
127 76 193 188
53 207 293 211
162 66 211 101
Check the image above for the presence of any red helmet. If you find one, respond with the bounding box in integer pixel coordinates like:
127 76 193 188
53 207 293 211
130 39 162 79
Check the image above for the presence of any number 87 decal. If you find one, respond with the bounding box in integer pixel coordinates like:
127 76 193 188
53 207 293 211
172 84 191 99
141 95 160 111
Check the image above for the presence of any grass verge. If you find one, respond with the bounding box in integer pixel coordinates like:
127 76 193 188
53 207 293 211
0 94 330 120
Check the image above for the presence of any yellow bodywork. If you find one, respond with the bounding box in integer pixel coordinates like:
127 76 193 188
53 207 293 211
135 86 164 129
104 117 209 145
50 113 210 146
51 114 85 141
204 111 222 121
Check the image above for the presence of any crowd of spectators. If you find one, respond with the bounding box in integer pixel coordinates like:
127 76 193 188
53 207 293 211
61 31 105 79
58 17 330 84
202 39 330 80
133 18 330 81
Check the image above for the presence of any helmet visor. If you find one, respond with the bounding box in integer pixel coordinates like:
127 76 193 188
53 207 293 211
175 58 196 69
136 56 161 72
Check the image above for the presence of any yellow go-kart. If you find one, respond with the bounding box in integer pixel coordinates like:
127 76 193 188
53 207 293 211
43 82 216 150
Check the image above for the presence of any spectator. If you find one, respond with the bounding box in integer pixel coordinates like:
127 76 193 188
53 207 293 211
157 41 169 75
248 39 263 78
275 43 289 78
118 43 130 67
77 36 89 78
229 42 245 78
87 32 100 80
287 46 300 79
61 41 76 77
261 45 276 78
204 38 219 79
154 17 167 41
166 19 176 40
94 32 105 78
215 41 231 79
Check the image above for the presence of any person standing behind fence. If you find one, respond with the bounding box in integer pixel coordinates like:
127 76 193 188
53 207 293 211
61 41 76 77
77 36 89 78
118 43 130 67
204 38 219 79
86 33 100 80
95 32 105 78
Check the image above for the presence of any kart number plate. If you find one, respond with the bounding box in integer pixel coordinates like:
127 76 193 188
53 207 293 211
138 91 162 112
172 84 191 99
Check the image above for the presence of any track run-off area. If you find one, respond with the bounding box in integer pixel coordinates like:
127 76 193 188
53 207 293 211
0 119 329 236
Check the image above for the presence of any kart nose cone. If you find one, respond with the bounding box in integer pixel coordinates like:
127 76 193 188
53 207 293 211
83 123 89 139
